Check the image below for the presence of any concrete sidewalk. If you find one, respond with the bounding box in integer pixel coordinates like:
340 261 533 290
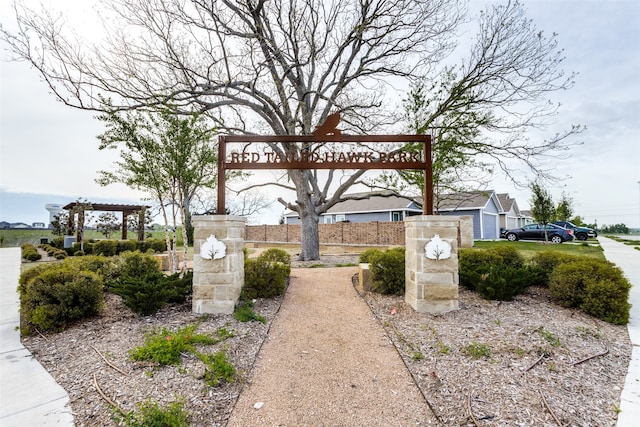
0 247 74 426
598 237 640 427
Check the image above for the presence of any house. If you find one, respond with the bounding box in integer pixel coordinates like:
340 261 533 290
437 190 502 240
497 193 522 231
284 191 423 224
284 189 529 240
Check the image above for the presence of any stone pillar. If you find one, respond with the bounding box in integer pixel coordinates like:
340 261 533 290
192 215 246 314
405 216 467 314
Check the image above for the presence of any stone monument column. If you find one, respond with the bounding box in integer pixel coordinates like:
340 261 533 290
404 215 472 314
192 215 246 314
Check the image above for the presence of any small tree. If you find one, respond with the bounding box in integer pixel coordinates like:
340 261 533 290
96 212 120 239
530 181 555 241
51 212 73 237
555 192 574 221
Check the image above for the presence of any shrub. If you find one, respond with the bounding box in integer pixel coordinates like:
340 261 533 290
233 301 266 323
21 244 42 261
369 247 405 295
20 263 103 333
106 251 188 315
258 248 291 267
458 249 502 290
116 398 190 427
164 271 193 304
50 237 64 249
130 324 219 365
487 245 524 269
93 240 118 256
359 248 383 264
475 265 533 301
118 240 137 254
65 255 116 282
199 350 236 387
110 251 162 285
581 279 631 325
110 273 167 315
530 251 579 286
241 249 291 300
148 238 168 253
549 258 631 324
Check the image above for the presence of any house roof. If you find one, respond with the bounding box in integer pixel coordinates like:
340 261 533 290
437 190 502 212
327 191 420 214
284 191 421 217
496 193 521 215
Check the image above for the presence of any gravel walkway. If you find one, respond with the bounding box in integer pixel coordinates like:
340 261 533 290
226 267 438 426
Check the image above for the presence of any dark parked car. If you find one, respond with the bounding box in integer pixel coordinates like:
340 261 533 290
501 223 575 243
552 221 597 241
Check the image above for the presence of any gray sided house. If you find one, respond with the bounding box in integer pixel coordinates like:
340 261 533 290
497 193 521 231
284 191 423 225
437 190 502 240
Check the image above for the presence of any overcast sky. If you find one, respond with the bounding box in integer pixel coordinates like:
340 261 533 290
1 0 639 228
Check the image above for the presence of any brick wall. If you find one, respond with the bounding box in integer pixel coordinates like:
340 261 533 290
246 221 405 246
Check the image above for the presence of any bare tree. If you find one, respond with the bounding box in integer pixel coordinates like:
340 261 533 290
3 0 579 259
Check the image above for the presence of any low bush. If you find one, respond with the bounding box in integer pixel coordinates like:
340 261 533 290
115 398 190 427
233 301 266 323
118 240 137 253
369 247 405 295
475 265 541 301
359 248 383 264
93 240 118 256
21 243 41 261
458 249 502 290
19 263 103 333
487 245 524 269
109 251 162 285
549 258 631 324
530 251 580 286
241 249 291 300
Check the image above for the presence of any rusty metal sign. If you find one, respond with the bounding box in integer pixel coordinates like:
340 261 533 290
217 134 433 215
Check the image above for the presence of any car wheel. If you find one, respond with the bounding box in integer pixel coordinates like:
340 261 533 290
506 233 518 241
551 235 563 244
577 233 587 241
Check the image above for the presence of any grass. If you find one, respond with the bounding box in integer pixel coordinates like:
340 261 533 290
473 240 605 260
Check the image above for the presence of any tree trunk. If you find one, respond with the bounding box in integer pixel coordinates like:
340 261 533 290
299 210 320 261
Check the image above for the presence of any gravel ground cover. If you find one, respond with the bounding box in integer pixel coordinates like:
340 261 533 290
21 253 630 426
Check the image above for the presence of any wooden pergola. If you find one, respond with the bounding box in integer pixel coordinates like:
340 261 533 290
63 203 150 241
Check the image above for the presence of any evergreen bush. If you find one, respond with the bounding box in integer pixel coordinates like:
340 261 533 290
21 244 42 261
241 250 291 300
549 258 631 324
20 263 103 333
530 251 579 286
118 240 137 253
359 248 383 264
487 245 524 269
458 248 502 290
369 247 405 295
93 240 118 256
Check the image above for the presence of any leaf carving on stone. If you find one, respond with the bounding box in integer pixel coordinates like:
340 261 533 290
200 234 226 260
425 234 451 261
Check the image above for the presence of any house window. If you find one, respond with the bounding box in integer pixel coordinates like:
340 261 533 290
324 216 333 224
335 214 346 222
392 211 402 222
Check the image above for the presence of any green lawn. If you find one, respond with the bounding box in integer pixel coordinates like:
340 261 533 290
473 240 605 260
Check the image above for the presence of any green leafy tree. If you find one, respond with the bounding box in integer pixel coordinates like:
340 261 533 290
96 212 120 239
97 109 217 272
51 212 73 237
555 192 575 221
530 181 555 241
3 0 581 260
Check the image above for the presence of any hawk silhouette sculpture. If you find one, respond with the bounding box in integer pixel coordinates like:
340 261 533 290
312 111 341 136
